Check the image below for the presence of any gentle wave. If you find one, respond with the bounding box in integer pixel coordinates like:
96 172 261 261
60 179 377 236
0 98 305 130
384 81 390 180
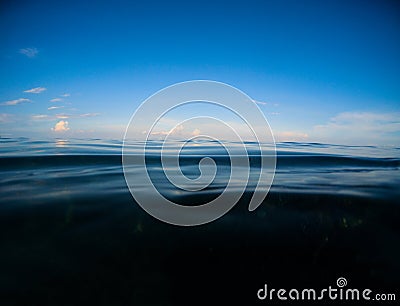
0 153 399 169
1 138 399 157
1 138 399 205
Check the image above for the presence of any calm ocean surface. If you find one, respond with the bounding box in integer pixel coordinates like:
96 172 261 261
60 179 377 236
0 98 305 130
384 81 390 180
1 138 399 305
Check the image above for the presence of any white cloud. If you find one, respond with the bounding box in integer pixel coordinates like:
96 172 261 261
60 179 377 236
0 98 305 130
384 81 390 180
30 112 99 121
61 93 70 97
79 113 100 117
31 114 50 120
50 98 62 102
52 120 70 132
31 114 67 120
275 131 309 142
24 87 46 94
56 114 69 119
19 47 38 58
191 128 201 136
48 106 64 110
253 100 279 107
314 111 400 145
1 98 30 106
253 100 267 105
151 124 184 136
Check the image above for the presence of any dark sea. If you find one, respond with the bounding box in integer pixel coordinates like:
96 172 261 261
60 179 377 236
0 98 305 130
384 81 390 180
1 138 399 305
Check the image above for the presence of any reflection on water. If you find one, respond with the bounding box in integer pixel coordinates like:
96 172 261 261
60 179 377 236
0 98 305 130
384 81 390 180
55 139 69 148
0 138 399 305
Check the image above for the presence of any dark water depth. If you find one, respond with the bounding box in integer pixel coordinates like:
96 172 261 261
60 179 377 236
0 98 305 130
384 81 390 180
1 138 399 305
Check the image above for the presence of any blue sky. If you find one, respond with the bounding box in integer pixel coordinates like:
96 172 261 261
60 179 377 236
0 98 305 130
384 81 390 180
0 0 399 145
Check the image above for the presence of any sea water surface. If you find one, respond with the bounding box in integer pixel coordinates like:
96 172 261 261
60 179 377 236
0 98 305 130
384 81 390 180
1 138 399 305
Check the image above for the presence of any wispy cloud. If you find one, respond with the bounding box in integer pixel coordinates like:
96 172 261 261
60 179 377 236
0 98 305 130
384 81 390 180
1 98 30 106
314 111 400 145
31 112 99 120
58 112 100 119
24 87 46 94
79 113 100 117
315 112 400 133
56 114 69 119
252 100 279 107
61 93 70 97
19 47 38 58
150 125 202 138
50 98 62 102
151 124 184 136
31 114 50 120
253 100 267 105
48 106 64 110
52 120 70 132
275 131 309 142
144 118 263 141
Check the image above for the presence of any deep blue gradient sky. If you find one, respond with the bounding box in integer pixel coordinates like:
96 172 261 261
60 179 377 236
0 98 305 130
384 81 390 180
0 0 399 145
